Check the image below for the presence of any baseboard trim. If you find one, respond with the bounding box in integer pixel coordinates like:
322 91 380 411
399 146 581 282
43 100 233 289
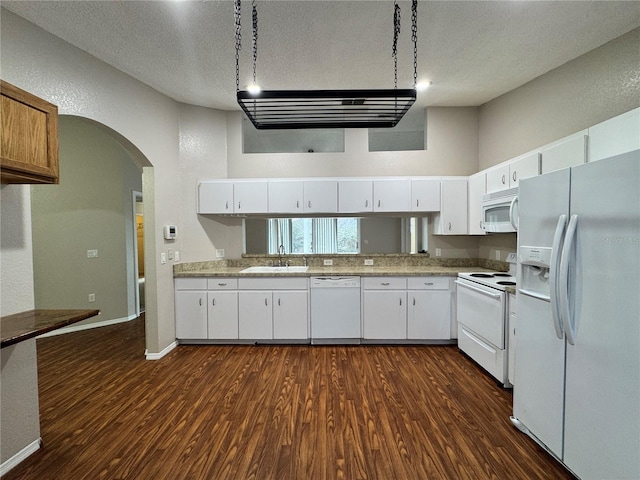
145 341 177 361
37 314 138 339
0 438 41 476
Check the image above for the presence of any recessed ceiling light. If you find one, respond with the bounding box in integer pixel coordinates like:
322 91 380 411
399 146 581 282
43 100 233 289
416 81 432 92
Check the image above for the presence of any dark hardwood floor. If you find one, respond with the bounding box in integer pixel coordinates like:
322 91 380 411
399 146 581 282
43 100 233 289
5 316 575 480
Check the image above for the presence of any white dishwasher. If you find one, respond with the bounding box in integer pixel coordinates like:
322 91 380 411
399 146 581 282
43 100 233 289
310 276 361 344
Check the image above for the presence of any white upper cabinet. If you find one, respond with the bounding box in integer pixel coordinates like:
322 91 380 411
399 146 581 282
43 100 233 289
467 172 486 236
540 131 587 174
268 180 303 213
198 181 234 214
303 180 338 213
373 179 411 212
509 152 540 187
234 181 268 214
433 178 468 235
338 179 373 213
588 107 640 163
486 164 511 194
411 179 441 212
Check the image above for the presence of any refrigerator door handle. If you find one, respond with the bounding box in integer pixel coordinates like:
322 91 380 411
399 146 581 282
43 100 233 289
549 214 567 339
559 214 579 345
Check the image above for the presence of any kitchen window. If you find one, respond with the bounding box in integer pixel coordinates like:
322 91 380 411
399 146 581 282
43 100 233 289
268 218 360 254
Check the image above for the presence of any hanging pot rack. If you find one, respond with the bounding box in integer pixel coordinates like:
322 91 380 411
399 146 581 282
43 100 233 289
234 0 418 130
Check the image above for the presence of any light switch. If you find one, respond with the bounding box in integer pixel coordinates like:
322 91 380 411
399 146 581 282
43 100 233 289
175 251 180 261
87 249 98 258
161 252 167 264
168 248 174 260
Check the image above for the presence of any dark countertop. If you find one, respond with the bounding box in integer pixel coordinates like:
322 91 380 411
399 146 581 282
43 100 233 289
1 309 100 348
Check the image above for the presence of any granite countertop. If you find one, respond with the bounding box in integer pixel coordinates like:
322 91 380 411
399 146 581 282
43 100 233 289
1 309 100 348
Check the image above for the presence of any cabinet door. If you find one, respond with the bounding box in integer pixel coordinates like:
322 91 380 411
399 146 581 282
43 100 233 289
175 291 208 339
207 291 239 340
467 172 486 235
234 181 268 214
588 107 640 162
407 290 451 340
411 179 441 212
373 179 411 212
304 180 338 213
198 181 234 214
1 81 59 184
268 180 303 213
238 291 273 339
434 179 468 235
338 179 373 213
273 291 308 339
540 132 587 174
509 152 540 187
486 164 510 194
363 291 407 339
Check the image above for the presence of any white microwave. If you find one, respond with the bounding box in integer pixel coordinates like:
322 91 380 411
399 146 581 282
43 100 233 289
482 187 519 233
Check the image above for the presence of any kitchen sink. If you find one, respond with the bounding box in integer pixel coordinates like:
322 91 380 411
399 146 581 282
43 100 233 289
239 266 309 273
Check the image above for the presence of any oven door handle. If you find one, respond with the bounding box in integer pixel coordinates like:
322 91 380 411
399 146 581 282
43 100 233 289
455 280 502 299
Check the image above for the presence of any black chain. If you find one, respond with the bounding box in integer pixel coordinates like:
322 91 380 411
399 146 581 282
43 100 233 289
412 0 418 89
234 0 242 92
392 1 400 89
252 0 258 85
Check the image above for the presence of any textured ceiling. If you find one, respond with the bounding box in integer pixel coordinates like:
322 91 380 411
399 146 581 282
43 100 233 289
2 1 639 111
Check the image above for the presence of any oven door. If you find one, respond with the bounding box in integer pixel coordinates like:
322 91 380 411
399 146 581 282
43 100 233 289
455 278 506 348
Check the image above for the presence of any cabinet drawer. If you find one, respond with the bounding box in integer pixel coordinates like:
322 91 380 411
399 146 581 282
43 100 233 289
175 277 207 290
407 277 450 290
238 277 308 290
362 277 406 290
207 278 238 290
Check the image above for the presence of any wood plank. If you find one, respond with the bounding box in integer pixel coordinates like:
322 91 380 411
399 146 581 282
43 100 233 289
3 316 575 479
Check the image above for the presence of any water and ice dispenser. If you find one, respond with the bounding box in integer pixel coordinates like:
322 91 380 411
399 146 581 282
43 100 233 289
519 246 553 300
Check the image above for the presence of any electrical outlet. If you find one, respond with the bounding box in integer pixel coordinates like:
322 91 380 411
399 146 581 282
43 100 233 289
435 248 442 257
87 249 98 258
495 250 501 260
323 259 333 266
88 293 95 302
216 249 225 258
161 252 167 264
364 259 374 266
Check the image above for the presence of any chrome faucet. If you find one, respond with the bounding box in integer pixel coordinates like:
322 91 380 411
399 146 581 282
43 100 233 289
277 244 285 266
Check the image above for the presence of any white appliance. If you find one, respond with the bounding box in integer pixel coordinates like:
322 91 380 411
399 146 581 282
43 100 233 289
456 271 516 386
310 276 361 344
482 187 519 233
511 151 639 480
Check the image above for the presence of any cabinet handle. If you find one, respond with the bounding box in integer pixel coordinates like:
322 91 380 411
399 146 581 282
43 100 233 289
501 174 506 185
365 199 369 208
416 199 419 207
448 222 452 231
296 200 299 208
424 282 434 286
199 298 202 306
265 298 268 306
218 282 227 286
308 201 311 208
278 298 281 306
512 171 517 183
381 282 390 286
378 200 381 208
238 201 241 210
212 298 216 306
225 201 229 210
413 298 416 306
399 298 402 306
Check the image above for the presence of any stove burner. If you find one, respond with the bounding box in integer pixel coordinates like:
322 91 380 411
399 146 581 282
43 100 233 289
496 281 516 286
470 273 494 278
493 273 512 277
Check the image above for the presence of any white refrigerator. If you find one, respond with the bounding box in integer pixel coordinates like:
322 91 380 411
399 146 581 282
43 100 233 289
512 150 639 480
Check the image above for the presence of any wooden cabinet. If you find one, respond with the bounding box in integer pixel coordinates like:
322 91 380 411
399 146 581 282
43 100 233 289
540 131 587 174
373 179 411 212
407 277 451 340
1 80 59 184
411 179 440 212
588 107 640 163
433 178 468 235
338 179 373 213
467 172 486 235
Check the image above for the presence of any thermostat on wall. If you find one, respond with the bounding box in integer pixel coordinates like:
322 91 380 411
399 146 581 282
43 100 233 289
164 225 177 240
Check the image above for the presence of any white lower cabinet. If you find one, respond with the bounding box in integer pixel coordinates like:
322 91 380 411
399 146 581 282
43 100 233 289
407 277 451 340
238 277 309 341
175 278 208 340
207 291 239 339
363 290 407 339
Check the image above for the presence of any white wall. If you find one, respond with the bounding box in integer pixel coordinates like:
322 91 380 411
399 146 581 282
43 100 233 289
1 9 180 355
479 27 640 169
